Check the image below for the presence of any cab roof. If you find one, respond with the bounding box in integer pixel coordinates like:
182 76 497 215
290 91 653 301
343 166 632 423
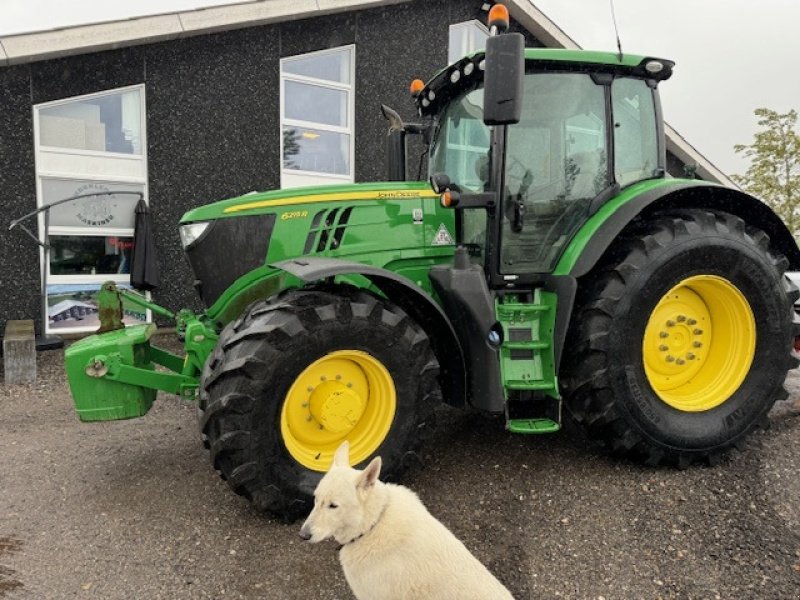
415 47 674 117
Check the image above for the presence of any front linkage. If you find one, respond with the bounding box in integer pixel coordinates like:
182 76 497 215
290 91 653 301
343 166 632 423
65 282 216 421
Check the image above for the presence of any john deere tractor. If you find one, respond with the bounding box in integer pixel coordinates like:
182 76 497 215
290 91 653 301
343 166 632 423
64 7 800 518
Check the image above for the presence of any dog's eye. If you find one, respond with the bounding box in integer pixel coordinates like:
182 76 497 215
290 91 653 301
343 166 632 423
328 502 339 509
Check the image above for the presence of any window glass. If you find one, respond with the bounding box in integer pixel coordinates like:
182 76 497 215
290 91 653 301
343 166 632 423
39 88 142 154
282 49 351 84
429 88 489 193
284 81 348 127
281 46 354 184
501 73 608 274
612 78 659 187
448 20 489 63
41 178 143 229
282 126 350 175
49 235 133 276
429 88 489 253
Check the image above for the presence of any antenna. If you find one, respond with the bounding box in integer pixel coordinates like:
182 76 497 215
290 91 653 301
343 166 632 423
609 0 623 61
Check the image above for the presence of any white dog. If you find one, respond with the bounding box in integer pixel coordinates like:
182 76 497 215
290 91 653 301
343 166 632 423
300 441 514 600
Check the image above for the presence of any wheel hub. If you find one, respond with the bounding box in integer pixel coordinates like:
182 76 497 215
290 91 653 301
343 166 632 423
642 275 756 412
281 350 396 471
644 287 709 390
308 381 365 434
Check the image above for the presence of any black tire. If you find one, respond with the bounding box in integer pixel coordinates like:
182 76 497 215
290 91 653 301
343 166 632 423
562 209 799 467
198 286 440 519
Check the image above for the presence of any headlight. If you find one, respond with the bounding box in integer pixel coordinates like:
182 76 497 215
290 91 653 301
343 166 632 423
179 221 210 248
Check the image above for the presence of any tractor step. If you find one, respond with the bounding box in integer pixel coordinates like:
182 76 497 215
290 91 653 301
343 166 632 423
495 291 559 397
507 418 560 434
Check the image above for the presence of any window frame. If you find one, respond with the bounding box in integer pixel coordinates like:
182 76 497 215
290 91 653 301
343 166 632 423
279 45 356 187
33 84 150 334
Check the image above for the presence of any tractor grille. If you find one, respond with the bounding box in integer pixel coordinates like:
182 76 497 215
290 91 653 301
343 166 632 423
185 214 275 307
303 207 353 254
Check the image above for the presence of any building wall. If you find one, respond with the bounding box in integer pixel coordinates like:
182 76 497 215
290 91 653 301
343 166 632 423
3 0 685 338
1 0 521 335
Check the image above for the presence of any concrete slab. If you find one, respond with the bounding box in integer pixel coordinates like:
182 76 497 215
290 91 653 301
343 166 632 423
3 319 36 384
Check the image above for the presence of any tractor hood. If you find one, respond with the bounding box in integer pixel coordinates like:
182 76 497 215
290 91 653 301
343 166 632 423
178 180 444 312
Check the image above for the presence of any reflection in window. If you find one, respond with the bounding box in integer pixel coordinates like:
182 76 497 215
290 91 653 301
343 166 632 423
280 46 354 185
38 88 142 154
282 127 350 176
612 78 659 187
49 235 133 276
501 73 608 274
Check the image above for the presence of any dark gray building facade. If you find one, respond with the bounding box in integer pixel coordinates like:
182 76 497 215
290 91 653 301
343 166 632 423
0 0 718 338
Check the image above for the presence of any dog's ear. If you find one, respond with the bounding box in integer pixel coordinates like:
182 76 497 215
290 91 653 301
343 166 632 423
357 457 382 490
333 441 350 467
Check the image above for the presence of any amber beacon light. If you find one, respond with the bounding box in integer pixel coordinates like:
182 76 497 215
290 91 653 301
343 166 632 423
488 3 509 34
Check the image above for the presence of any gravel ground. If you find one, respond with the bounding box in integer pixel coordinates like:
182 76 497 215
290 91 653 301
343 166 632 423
1 343 799 599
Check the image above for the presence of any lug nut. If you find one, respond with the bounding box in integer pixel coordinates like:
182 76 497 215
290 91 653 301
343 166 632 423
666 320 676 327
677 315 686 322
687 318 697 325
693 341 702 348
666 356 675 362
693 329 703 335
676 358 686 365
687 353 696 360
347 382 353 388
659 331 669 338
659 344 669 352
307 386 314 392
320 375 327 381
302 402 309 408
335 374 342 380
306 415 313 422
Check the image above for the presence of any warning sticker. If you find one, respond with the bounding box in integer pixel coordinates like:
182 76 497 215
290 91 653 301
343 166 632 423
432 223 454 246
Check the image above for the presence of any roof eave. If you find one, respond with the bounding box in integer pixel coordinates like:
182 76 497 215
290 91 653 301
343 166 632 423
0 0 410 67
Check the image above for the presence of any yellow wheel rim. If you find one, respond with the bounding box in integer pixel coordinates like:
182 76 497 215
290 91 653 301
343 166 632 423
642 275 756 412
280 350 396 471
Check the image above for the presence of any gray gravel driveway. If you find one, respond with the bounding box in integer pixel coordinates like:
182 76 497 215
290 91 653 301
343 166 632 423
1 345 799 599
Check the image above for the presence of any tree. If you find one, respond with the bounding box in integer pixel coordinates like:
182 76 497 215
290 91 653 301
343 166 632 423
733 108 800 237
283 128 301 169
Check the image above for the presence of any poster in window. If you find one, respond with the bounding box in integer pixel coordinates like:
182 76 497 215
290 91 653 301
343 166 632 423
46 283 147 332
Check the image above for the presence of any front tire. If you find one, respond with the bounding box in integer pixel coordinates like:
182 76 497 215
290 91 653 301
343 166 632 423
199 287 439 519
562 209 799 467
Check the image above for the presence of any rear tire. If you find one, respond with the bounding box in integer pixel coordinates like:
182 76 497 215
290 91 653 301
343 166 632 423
199 287 439 519
562 209 799 467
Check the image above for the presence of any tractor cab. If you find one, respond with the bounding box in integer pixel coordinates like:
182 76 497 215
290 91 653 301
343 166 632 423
419 33 673 287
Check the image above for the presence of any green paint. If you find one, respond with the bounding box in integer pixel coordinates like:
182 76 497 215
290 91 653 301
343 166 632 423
200 183 456 324
524 48 649 67
65 324 158 421
495 291 559 400
507 419 561 434
554 178 699 275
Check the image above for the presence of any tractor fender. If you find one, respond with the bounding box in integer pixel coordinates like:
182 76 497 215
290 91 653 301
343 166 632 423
271 258 467 407
565 180 800 278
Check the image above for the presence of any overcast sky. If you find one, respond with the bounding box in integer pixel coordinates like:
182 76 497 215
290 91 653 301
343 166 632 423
1 0 798 177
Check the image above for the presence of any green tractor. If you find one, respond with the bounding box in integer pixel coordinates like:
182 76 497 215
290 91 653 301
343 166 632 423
64 12 800 519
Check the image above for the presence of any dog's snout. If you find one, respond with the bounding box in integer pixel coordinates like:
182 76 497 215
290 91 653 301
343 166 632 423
299 523 312 541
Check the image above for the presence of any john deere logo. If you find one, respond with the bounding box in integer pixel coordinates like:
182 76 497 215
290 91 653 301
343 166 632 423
74 183 115 226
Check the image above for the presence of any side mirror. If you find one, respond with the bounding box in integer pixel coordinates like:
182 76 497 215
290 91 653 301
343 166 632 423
482 33 525 126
